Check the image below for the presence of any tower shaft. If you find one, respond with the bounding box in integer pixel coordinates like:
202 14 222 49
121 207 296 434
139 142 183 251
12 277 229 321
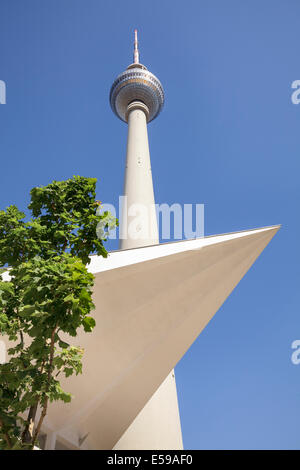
111 31 182 450
115 101 183 450
119 102 158 250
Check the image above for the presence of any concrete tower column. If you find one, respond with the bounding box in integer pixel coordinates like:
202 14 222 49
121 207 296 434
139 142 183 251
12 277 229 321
110 30 183 450
115 101 183 450
119 101 158 250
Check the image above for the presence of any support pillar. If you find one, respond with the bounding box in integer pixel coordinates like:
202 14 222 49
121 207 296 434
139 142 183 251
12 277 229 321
115 101 183 450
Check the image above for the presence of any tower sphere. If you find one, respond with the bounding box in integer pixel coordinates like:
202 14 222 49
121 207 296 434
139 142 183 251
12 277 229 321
110 31 164 123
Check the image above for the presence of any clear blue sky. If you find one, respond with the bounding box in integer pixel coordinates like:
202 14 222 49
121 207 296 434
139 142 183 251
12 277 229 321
0 0 299 450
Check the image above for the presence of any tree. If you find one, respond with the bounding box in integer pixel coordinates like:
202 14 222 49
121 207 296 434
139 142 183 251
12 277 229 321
0 176 117 450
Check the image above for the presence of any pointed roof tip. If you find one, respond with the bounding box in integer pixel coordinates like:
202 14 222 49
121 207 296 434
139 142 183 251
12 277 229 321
253 224 281 243
215 224 281 237
266 223 281 228
262 224 281 233
209 224 281 243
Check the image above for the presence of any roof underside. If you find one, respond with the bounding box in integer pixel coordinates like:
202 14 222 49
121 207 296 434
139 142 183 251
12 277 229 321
44 225 279 449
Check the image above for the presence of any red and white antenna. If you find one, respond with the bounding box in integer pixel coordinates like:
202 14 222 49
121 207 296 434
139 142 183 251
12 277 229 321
133 29 139 64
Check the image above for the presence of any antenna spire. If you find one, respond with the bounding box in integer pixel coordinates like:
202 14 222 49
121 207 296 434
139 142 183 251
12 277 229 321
133 29 139 64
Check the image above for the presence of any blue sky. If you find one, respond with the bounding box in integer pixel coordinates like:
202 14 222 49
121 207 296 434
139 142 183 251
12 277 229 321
0 0 299 449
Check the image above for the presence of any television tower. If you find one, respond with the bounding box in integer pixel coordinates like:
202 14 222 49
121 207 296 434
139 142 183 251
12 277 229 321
109 31 183 449
110 29 164 250
6 29 279 452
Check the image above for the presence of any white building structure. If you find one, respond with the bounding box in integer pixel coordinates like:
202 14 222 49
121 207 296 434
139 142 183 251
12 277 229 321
3 31 280 450
40 226 279 450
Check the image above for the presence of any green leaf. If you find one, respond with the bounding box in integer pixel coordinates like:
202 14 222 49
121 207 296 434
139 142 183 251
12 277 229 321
82 316 96 332
58 339 70 349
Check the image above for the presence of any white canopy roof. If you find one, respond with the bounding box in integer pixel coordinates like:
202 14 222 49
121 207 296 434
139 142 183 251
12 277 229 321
41 225 279 449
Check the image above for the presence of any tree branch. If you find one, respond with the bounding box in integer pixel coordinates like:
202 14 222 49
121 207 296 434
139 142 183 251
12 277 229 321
21 404 38 444
21 358 46 444
31 325 57 446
